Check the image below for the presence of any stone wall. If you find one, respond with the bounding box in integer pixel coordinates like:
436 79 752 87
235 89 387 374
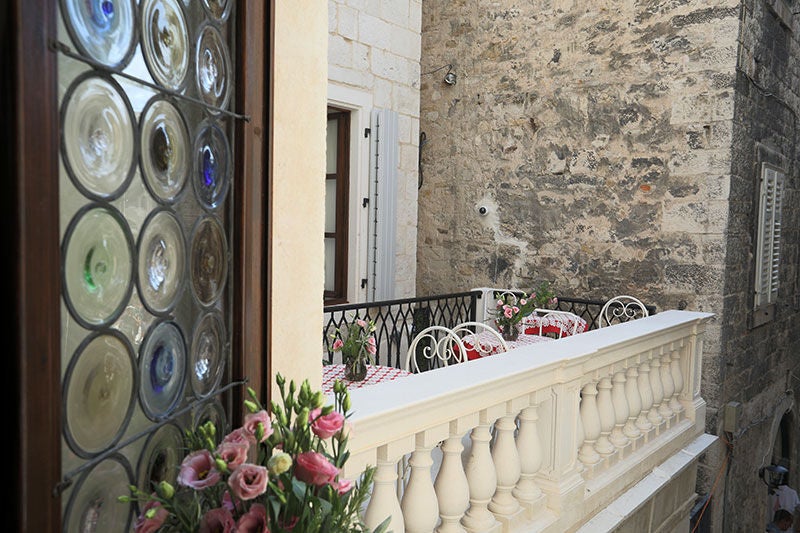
328 0 422 298
720 0 800 530
416 0 800 531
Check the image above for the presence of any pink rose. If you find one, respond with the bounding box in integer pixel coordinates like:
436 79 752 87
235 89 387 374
199 507 236 533
309 408 345 439
228 463 269 500
294 451 339 486
236 503 269 533
332 339 344 351
216 441 249 470
243 410 273 442
133 497 168 533
178 450 221 489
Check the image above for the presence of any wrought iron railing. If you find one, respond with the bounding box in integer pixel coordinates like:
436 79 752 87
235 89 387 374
323 291 657 369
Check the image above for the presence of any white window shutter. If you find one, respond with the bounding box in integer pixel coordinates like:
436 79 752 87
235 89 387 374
367 109 398 302
755 166 784 308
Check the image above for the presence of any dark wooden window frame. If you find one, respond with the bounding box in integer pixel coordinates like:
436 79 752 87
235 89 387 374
324 109 351 305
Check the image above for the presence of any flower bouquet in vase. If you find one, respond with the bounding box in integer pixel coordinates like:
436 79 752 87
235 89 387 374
492 291 537 341
122 374 391 532
331 319 377 382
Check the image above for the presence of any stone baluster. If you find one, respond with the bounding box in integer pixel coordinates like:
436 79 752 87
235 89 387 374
669 347 685 414
637 362 655 433
364 449 405 532
575 402 585 473
648 353 667 426
489 410 522 519
623 366 642 440
401 437 439 533
514 404 545 512
594 377 616 457
609 372 630 449
435 423 471 533
578 382 601 465
660 351 676 422
461 413 500 532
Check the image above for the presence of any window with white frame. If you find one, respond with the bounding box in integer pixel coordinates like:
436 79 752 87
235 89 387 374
754 163 785 310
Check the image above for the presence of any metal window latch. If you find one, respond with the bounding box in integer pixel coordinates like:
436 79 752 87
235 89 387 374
362 198 369 207
364 128 371 138
361 279 368 288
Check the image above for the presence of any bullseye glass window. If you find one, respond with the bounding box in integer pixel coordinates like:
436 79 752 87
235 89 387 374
56 1 237 530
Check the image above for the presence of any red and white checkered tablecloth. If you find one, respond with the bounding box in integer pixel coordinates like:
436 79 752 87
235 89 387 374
461 331 554 360
322 364 412 394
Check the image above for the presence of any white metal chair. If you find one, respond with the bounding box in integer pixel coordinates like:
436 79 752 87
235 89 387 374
531 308 582 338
598 295 649 328
404 325 468 373
451 321 509 357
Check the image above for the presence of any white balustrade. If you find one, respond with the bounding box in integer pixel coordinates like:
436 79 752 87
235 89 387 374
340 310 713 533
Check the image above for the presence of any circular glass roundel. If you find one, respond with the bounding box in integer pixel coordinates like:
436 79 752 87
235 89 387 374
195 23 232 113
136 208 186 316
62 204 135 329
192 120 231 211
140 0 190 91
189 215 228 307
61 73 137 201
139 320 187 420
63 331 136 457
139 95 191 203
190 311 226 398
60 0 138 69
201 0 232 23
64 454 134 533
192 398 228 445
136 422 185 495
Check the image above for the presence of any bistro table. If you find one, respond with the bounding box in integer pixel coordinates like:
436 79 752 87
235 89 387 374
322 364 412 394
519 312 588 337
460 330 555 360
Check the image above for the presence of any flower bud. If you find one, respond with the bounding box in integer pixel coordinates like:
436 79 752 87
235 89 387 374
256 422 265 442
297 408 310 428
342 393 352 412
156 480 175 499
247 386 258 400
276 373 285 388
267 451 293 475
117 495 130 503
321 405 334 416
244 399 258 413
216 456 230 473
313 392 325 409
289 380 296 395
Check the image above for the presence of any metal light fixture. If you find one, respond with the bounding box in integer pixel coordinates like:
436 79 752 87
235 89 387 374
443 66 457 85
422 63 457 86
760 464 788 494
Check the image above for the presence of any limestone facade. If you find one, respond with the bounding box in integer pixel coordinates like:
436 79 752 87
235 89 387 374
416 1 800 531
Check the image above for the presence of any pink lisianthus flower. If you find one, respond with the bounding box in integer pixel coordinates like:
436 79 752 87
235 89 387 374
199 507 236 533
216 441 250 470
332 339 344 351
223 427 257 447
243 409 273 442
519 298 527 305
133 497 168 533
228 463 269 500
366 336 377 355
334 478 353 495
356 319 367 328
503 306 513 319
177 449 221 489
309 408 345 439
294 451 340 486
236 503 269 533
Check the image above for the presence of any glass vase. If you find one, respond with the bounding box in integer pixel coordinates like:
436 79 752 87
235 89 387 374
345 358 368 381
501 323 519 342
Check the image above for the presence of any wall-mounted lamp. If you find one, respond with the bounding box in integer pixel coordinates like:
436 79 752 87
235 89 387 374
759 464 788 494
423 63 457 86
